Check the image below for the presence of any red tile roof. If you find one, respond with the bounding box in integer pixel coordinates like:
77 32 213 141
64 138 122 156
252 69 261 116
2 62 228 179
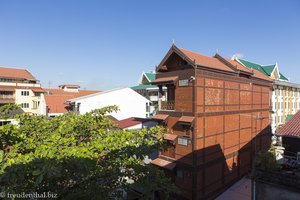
44 88 100 114
151 158 176 170
179 48 236 73
156 47 271 82
0 66 36 80
117 117 143 129
276 110 300 137
44 94 73 114
179 48 271 81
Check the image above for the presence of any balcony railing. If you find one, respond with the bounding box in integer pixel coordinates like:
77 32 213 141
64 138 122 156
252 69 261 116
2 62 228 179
0 95 14 99
160 100 175 111
0 95 15 103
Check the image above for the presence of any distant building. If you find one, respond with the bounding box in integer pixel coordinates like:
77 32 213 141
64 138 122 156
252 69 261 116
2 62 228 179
235 59 300 133
0 66 44 114
66 88 151 120
115 117 158 130
276 110 300 156
39 84 99 117
131 72 166 116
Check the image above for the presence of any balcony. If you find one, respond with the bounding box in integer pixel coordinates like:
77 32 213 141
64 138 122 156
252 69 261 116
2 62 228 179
160 100 175 111
0 95 15 103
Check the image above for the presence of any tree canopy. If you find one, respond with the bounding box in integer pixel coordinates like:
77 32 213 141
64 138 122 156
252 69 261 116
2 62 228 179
0 105 175 199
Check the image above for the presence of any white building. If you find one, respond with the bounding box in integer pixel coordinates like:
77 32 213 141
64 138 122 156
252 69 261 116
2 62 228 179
38 84 99 117
131 72 166 116
66 88 151 120
235 58 300 133
0 66 44 114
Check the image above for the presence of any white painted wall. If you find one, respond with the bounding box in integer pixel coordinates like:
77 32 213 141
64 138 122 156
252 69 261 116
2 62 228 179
70 88 150 120
38 93 47 115
15 89 41 114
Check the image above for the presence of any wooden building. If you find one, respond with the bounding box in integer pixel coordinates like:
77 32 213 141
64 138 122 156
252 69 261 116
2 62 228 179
150 45 273 199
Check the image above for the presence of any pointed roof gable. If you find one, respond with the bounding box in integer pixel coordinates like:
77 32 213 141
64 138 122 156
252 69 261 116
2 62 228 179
279 73 288 81
179 48 236 72
144 72 156 81
237 59 265 73
157 45 236 73
237 58 289 81
156 45 271 82
261 64 276 76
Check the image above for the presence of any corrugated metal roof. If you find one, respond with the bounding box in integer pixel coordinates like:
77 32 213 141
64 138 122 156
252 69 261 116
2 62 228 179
276 110 300 137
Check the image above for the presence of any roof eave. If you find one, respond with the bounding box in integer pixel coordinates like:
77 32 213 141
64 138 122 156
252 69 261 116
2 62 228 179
156 45 196 72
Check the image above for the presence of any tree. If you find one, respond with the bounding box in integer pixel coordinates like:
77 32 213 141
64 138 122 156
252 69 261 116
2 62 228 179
0 105 176 199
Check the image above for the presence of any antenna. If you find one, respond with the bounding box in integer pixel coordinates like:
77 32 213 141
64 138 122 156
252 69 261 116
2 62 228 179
48 81 52 88
172 39 175 45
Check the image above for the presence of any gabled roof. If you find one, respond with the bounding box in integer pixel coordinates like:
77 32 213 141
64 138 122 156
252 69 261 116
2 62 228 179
276 110 300 137
179 48 236 73
238 59 264 72
67 88 150 103
144 72 156 82
0 66 36 80
261 64 276 76
237 58 289 81
279 73 289 81
156 45 271 81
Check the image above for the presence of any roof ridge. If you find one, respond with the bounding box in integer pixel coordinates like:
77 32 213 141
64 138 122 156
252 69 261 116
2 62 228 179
237 58 263 66
0 66 29 70
178 47 213 59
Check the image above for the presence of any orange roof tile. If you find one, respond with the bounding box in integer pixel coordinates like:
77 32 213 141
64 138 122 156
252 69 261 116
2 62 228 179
179 48 236 72
276 110 300 137
44 88 100 114
44 94 73 114
178 48 271 81
0 66 36 80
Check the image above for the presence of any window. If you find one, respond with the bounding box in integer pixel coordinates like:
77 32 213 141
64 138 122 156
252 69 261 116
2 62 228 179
146 103 150 112
21 91 29 96
33 101 39 109
176 169 184 179
21 103 29 108
178 137 190 146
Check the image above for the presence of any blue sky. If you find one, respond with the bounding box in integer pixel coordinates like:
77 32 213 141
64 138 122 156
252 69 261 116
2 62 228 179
0 0 299 90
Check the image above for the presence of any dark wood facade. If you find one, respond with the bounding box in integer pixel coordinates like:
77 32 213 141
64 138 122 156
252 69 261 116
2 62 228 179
152 45 273 199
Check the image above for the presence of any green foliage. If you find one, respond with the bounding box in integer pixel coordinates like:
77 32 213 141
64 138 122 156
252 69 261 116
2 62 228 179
256 147 279 171
0 106 175 199
0 104 21 119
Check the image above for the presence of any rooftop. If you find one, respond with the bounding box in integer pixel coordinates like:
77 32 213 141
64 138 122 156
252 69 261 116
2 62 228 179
157 45 271 82
44 88 100 114
0 66 37 80
276 110 300 137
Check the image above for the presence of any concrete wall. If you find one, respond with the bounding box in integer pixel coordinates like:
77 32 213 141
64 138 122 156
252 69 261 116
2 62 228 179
74 88 150 120
15 89 41 114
